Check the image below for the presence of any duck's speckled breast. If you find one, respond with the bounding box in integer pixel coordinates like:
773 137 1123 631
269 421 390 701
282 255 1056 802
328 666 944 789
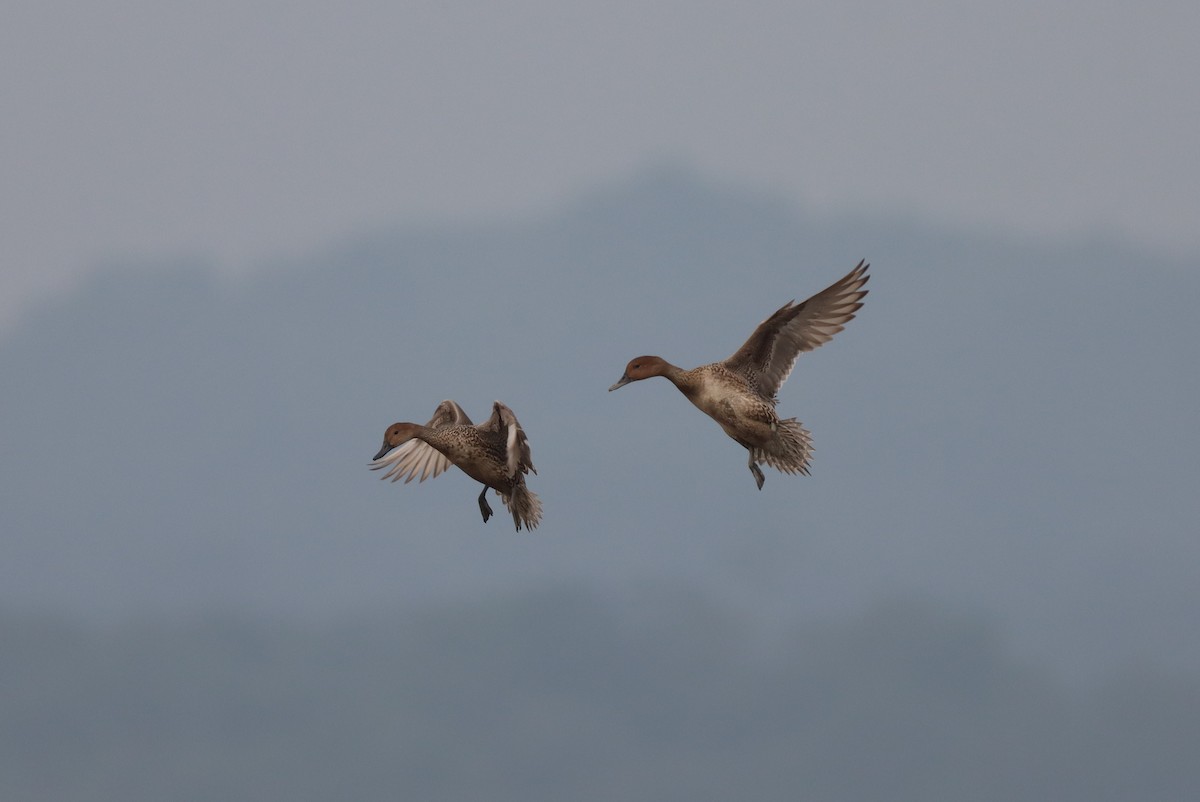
681 365 779 447
430 426 511 489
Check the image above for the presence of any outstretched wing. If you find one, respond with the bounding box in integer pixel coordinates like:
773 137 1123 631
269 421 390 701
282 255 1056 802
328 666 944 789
481 400 537 479
723 261 869 399
369 399 471 483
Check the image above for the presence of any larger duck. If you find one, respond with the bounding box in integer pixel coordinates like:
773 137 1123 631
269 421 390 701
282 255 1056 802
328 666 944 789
609 260 869 489
371 400 542 531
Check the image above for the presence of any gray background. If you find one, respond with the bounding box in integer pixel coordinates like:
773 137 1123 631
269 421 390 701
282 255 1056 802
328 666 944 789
3 3 1198 799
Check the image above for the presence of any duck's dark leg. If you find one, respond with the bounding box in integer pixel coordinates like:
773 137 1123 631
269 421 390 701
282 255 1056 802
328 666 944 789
477 485 494 523
735 439 767 490
748 459 766 491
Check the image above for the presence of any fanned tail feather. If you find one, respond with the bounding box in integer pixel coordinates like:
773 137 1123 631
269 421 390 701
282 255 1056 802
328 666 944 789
751 417 813 477
502 481 543 531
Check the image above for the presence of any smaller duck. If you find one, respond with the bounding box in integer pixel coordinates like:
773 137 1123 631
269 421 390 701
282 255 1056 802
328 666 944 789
371 400 542 531
609 260 869 489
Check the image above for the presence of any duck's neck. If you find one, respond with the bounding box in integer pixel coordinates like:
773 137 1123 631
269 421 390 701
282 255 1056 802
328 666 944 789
658 361 694 392
395 423 436 448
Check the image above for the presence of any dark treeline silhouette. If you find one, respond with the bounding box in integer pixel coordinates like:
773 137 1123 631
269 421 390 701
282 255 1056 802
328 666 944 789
2 587 1197 801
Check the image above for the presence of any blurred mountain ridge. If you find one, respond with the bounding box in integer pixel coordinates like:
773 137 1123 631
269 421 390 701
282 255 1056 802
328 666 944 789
2 166 1197 680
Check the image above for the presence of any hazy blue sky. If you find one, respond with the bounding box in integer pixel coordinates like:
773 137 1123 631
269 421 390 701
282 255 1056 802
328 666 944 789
4 0 1198 328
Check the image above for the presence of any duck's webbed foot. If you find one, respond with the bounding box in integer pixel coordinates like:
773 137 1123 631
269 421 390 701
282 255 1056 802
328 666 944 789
748 460 766 491
477 485 494 523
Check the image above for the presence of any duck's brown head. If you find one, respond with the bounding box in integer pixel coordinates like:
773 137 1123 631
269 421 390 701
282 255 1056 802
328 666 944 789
372 422 421 460
608 355 670 391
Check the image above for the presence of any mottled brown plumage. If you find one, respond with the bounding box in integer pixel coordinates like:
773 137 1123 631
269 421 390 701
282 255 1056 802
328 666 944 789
371 400 541 530
609 261 869 488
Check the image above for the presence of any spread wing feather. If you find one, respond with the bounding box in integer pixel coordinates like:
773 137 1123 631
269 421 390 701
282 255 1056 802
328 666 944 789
482 401 537 478
723 261 869 399
368 399 472 483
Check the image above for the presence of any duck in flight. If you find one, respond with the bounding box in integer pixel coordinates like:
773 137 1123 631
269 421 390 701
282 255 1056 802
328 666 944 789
609 260 869 489
371 400 542 531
